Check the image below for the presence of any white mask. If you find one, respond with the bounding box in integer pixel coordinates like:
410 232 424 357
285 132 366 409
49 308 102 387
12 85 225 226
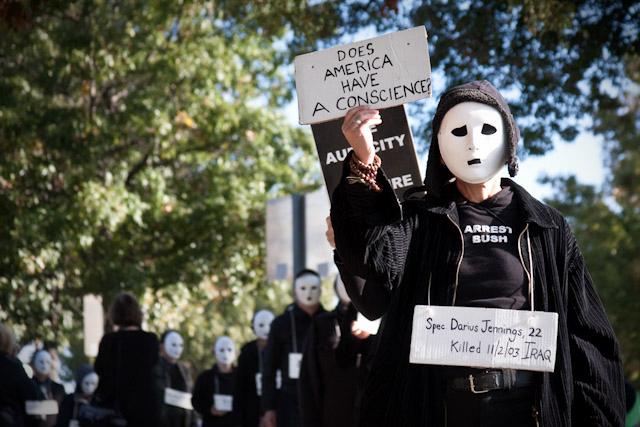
33 351 52 376
438 102 507 184
163 331 184 360
215 336 236 366
335 276 351 304
81 372 99 395
253 310 275 340
294 273 322 307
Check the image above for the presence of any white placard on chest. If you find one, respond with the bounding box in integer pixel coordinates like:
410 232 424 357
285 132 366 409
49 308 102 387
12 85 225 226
255 372 263 396
25 400 59 415
288 352 303 379
164 387 193 410
294 26 432 124
409 305 558 372
213 394 233 412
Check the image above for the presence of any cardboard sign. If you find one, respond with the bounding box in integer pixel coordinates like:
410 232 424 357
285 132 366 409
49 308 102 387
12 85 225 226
288 352 303 379
164 388 193 410
311 105 422 200
409 305 559 372
213 394 233 412
25 400 59 415
295 26 431 124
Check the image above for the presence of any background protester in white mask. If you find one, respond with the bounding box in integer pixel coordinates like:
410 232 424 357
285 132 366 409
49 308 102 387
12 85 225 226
192 336 237 427
30 349 66 427
299 275 372 427
330 80 625 426
154 330 196 427
261 270 325 427
55 364 98 427
0 322 38 427
94 291 160 427
234 309 275 427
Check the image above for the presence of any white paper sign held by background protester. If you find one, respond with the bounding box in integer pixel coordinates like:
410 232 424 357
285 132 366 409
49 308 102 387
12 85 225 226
25 400 59 416
409 305 558 372
164 388 193 410
213 394 233 412
288 352 303 379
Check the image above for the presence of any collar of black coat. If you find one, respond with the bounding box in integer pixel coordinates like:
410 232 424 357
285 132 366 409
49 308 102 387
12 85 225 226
418 178 558 229
288 302 326 318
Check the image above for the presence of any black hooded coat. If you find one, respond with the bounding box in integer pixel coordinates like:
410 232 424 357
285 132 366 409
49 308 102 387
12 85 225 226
299 303 371 427
330 80 625 426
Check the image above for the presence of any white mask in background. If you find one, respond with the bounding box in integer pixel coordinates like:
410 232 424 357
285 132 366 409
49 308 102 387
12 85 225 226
163 331 184 360
33 351 52 377
81 372 99 395
253 310 275 341
294 273 322 307
438 102 507 184
215 336 236 366
335 275 351 304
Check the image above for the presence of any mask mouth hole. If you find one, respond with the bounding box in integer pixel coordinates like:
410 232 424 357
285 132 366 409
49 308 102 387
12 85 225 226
467 158 481 165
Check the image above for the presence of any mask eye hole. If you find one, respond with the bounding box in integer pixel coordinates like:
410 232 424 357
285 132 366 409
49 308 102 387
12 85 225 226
481 123 497 135
451 125 467 137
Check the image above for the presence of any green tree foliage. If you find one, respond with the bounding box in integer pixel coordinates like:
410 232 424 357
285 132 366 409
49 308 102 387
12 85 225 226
543 56 640 379
0 0 343 371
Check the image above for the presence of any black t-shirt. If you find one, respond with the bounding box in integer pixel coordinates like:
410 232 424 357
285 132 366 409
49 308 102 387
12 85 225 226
455 186 528 309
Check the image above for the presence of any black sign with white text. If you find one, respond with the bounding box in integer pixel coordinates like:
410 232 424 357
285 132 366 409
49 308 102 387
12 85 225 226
311 105 422 201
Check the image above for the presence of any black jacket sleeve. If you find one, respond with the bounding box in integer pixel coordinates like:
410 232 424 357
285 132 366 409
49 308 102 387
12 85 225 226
261 318 283 413
565 225 625 426
330 152 417 299
335 253 390 320
232 347 249 426
191 371 212 417
299 318 323 427
54 394 75 427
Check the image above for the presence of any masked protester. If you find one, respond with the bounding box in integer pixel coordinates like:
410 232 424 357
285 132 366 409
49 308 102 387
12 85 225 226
192 336 237 427
94 292 160 427
330 80 625 427
29 349 66 427
55 365 98 427
234 310 275 427
261 270 326 427
0 323 38 427
154 330 196 427
299 274 372 427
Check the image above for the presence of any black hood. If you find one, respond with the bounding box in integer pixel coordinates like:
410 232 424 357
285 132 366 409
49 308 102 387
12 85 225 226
425 80 520 197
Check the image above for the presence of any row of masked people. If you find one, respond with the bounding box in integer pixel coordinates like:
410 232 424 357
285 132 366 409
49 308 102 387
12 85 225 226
1 269 376 427
0 322 97 427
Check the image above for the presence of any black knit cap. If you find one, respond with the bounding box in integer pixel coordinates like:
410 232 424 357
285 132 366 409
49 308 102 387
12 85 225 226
424 80 520 196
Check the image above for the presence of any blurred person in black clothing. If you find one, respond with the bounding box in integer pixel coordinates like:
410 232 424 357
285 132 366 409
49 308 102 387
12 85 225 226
299 275 373 427
233 309 275 427
261 270 325 427
192 336 237 427
154 330 196 427
55 364 98 427
94 291 159 427
31 349 66 427
0 322 38 427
